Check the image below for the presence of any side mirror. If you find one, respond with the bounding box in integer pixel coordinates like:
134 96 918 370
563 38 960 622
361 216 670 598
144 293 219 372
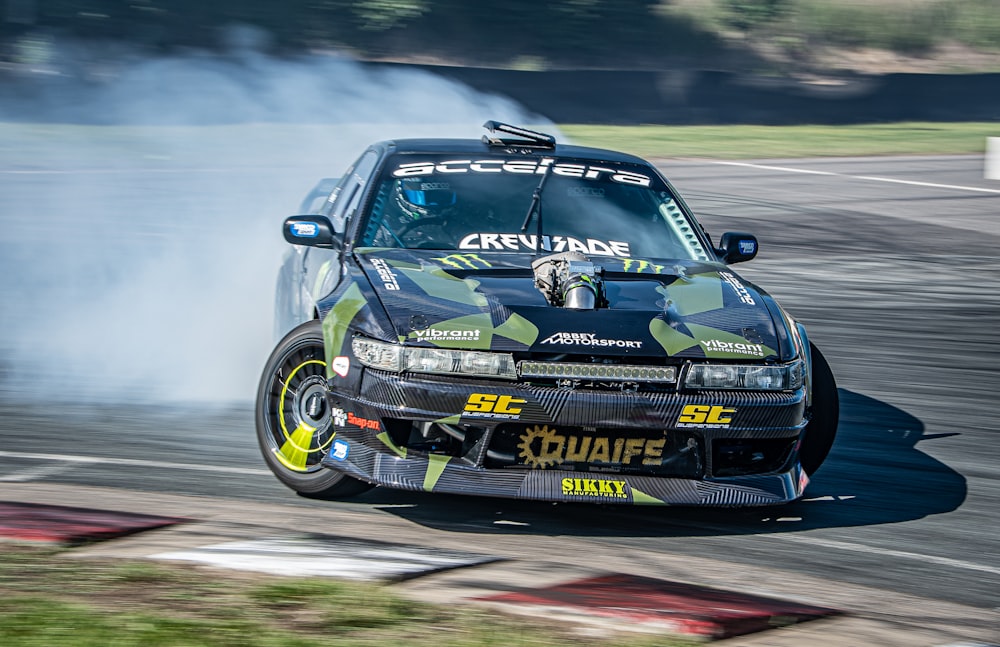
283 215 339 248
717 232 758 264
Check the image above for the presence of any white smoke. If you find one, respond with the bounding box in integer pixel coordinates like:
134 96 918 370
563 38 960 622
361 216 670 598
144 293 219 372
0 28 553 404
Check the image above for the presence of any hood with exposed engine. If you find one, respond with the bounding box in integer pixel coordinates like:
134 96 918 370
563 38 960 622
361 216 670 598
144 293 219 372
355 248 789 361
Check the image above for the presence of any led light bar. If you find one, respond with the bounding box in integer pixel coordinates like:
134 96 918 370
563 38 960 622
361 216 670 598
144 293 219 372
518 361 677 382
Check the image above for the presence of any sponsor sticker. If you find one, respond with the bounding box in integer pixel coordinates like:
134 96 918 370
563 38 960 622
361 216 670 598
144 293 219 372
391 158 652 187
699 339 765 357
332 356 350 377
431 253 492 269
347 412 379 431
369 258 400 291
410 328 481 342
463 393 526 420
676 404 735 429
518 424 666 468
622 259 667 274
330 440 349 461
289 222 318 238
540 332 641 349
458 233 630 257
331 407 347 427
561 477 628 499
720 271 755 305
738 239 757 255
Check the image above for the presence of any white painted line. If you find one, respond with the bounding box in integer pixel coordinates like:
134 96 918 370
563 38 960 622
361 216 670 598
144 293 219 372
0 461 78 482
708 160 1000 194
854 175 1000 194
0 450 271 476
986 137 1000 180
152 536 498 581
712 161 838 176
778 534 1000 576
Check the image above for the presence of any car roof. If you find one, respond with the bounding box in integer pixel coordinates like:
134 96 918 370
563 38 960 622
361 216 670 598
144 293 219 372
374 138 651 166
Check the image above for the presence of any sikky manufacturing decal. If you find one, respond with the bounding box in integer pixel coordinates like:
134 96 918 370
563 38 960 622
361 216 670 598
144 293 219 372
561 477 628 499
518 425 666 468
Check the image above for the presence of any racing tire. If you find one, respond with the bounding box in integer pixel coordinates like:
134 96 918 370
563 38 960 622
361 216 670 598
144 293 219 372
255 320 373 499
799 342 839 476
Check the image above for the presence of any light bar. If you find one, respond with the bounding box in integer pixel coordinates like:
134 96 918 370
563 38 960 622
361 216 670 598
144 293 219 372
519 361 677 383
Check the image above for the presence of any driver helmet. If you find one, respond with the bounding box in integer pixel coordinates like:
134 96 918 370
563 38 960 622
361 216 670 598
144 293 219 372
395 178 456 222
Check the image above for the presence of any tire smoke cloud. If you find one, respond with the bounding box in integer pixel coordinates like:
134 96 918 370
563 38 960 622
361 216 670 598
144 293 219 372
0 29 549 404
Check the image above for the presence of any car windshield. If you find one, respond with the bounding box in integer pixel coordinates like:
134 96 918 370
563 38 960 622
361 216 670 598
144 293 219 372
358 153 712 261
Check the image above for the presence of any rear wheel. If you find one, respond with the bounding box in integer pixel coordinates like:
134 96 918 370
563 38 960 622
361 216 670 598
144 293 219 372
255 320 372 499
799 342 839 475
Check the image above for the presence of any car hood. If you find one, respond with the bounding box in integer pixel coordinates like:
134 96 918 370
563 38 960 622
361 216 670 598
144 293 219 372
355 248 789 361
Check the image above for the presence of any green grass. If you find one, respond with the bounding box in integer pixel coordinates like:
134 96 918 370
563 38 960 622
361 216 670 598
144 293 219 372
3 121 997 168
561 122 1000 159
0 544 692 647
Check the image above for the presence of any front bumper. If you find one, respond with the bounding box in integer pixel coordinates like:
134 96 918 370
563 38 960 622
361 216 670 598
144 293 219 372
322 370 809 506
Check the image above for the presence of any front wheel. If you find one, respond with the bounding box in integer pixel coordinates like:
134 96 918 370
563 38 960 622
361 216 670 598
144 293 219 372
255 320 372 499
799 342 839 476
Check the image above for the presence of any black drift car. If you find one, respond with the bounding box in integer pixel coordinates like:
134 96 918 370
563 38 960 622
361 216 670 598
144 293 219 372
256 121 838 506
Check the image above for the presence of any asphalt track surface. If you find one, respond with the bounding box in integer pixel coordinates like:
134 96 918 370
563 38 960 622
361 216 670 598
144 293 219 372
1 154 998 642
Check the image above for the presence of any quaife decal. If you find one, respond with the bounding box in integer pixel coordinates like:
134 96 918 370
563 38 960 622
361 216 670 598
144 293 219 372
541 332 641 349
410 328 481 342
432 253 492 269
347 412 379 430
561 477 628 499
720 271 755 305
676 405 735 429
458 233 630 257
392 158 652 187
518 425 665 468
463 393 526 419
699 340 764 357
369 258 400 291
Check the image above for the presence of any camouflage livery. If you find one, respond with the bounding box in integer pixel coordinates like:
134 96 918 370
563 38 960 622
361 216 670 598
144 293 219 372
255 122 837 507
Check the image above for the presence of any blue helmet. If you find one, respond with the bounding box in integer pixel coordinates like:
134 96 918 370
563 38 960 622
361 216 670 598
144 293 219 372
395 178 457 221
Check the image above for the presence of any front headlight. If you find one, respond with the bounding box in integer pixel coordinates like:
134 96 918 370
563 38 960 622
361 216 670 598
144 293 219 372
352 337 517 379
684 360 803 391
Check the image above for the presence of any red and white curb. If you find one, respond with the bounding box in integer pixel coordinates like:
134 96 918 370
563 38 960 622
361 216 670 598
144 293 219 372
151 535 501 581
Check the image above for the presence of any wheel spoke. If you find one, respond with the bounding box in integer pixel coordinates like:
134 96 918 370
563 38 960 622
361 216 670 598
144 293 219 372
276 422 318 471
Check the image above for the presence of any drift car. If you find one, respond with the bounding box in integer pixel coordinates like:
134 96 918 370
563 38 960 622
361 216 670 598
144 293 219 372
255 121 838 506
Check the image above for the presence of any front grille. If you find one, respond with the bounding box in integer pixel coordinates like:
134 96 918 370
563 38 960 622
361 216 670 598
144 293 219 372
486 423 704 478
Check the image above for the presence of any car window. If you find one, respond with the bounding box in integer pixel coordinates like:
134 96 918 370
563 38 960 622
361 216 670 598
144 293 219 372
357 153 711 261
330 150 380 233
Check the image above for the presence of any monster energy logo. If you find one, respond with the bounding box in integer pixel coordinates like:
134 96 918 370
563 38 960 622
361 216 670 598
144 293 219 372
623 259 666 274
432 253 492 269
